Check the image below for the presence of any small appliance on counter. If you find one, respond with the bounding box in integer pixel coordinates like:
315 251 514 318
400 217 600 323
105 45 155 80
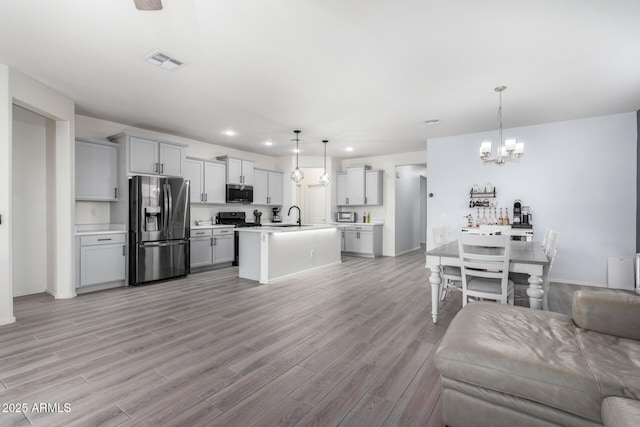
253 209 262 225
271 207 282 223
512 200 532 229
336 211 357 223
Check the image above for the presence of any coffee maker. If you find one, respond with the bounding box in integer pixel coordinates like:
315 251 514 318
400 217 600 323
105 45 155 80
271 207 282 223
513 200 522 226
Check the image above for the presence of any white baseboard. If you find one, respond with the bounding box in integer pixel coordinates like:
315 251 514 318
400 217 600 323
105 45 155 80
13 288 46 297
395 246 421 257
0 316 16 326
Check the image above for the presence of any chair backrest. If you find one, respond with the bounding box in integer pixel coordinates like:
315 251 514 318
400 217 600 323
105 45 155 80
459 233 511 291
433 225 453 247
541 227 552 251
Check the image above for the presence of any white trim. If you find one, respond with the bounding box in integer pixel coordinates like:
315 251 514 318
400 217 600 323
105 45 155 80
551 278 607 288
395 246 421 257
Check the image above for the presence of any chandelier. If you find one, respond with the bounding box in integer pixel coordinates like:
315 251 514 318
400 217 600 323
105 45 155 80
479 86 524 164
291 130 304 183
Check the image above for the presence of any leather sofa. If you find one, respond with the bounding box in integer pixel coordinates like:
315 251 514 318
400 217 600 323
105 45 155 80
434 290 640 426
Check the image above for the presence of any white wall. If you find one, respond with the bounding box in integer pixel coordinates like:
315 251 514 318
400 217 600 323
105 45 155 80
12 105 48 296
427 113 637 286
0 64 14 324
342 151 427 256
395 164 427 255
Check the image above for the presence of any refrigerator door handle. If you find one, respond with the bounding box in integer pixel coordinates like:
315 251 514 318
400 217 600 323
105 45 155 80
168 183 173 235
163 183 169 234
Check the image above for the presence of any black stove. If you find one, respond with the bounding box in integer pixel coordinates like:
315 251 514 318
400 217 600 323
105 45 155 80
216 211 261 228
216 212 260 265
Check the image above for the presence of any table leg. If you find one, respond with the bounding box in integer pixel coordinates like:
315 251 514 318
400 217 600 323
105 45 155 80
526 274 544 310
429 265 442 323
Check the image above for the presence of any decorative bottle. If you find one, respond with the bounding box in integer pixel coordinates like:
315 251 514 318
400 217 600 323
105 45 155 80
498 208 504 226
505 208 510 225
367 212 371 223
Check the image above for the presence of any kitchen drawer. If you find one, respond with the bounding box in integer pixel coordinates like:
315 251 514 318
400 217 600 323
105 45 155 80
80 233 126 246
191 229 213 237
212 227 234 236
345 225 374 232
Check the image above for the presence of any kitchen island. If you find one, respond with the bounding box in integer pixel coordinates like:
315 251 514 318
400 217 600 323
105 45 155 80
237 225 342 284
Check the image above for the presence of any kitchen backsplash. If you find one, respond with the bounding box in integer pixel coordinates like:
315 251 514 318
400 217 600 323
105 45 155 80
75 201 110 224
191 205 274 225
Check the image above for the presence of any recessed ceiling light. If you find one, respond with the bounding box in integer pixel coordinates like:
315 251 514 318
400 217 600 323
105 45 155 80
345 147 354 152
425 119 440 125
264 141 273 146
222 130 237 136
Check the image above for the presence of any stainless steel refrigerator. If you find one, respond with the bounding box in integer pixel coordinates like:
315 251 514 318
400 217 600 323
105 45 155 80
129 175 190 285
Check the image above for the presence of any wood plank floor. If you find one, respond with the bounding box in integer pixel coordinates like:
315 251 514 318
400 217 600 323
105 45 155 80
0 249 461 427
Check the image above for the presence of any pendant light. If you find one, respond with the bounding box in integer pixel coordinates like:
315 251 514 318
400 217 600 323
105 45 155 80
319 140 330 186
291 130 304 183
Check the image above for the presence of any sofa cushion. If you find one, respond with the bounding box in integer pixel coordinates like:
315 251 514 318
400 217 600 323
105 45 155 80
435 302 602 422
602 397 640 427
577 328 640 400
572 290 640 340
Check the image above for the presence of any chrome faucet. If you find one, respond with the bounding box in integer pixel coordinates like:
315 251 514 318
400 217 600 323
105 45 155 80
288 205 302 226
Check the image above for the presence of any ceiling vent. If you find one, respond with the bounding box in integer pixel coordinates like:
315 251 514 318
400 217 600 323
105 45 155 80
144 51 183 70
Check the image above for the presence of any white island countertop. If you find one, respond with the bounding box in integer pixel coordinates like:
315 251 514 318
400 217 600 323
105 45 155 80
236 224 339 234
75 224 127 236
237 224 342 284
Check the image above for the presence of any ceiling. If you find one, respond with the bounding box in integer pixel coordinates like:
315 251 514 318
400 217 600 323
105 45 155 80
1 0 639 158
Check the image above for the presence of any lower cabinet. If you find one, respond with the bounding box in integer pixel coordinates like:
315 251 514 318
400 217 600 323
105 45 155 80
342 225 383 258
77 233 126 291
190 227 234 269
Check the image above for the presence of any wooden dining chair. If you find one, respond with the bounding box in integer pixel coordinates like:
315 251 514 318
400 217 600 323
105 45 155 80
459 233 514 306
433 226 462 301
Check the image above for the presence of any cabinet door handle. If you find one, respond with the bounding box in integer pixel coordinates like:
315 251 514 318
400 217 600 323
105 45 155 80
114 187 118 198
122 245 126 256
155 163 159 173
195 232 205 235
220 230 229 233
346 197 349 205
210 237 213 246
200 193 203 202
213 237 217 246
205 193 208 202
365 197 367 204
97 238 112 241
161 163 164 174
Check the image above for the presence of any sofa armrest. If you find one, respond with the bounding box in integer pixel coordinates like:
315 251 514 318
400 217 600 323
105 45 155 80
602 397 640 427
572 290 640 340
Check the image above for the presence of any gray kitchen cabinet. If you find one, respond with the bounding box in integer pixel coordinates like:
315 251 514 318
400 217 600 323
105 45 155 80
337 166 383 207
185 158 226 204
212 229 234 264
190 227 234 269
342 224 383 258
190 229 213 268
253 169 283 205
218 156 254 186
75 138 119 201
78 233 126 288
109 132 186 177
365 170 383 206
337 172 348 205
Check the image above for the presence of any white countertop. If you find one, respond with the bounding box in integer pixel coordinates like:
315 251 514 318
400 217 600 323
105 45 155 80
75 224 126 236
236 224 340 234
192 224 236 230
330 222 384 227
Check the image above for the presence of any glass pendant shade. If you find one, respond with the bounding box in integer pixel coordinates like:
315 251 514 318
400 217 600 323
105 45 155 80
291 168 304 183
290 130 304 183
319 139 330 186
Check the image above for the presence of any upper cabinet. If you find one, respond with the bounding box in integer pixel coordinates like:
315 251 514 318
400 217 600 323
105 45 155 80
185 157 226 204
337 166 383 206
75 138 119 201
253 169 283 206
218 156 254 186
109 132 186 177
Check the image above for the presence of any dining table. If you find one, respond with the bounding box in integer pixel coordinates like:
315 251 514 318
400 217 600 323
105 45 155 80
425 240 549 323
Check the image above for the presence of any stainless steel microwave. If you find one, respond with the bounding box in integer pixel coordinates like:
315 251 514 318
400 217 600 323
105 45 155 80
226 184 253 203
336 211 357 222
